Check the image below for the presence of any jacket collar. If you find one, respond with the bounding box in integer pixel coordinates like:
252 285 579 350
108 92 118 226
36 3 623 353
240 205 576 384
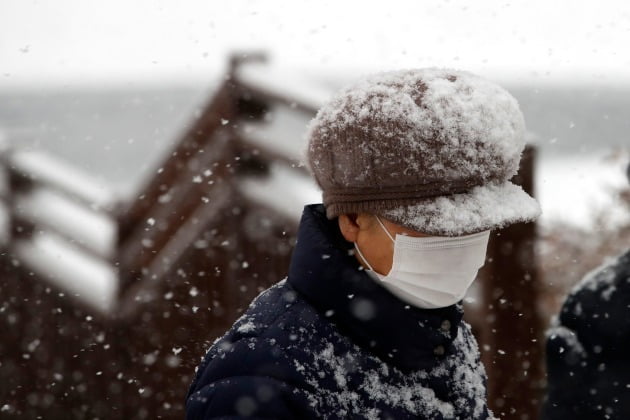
288 204 463 372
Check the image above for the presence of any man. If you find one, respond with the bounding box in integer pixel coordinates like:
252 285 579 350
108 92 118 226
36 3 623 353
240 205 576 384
542 163 630 420
186 68 541 419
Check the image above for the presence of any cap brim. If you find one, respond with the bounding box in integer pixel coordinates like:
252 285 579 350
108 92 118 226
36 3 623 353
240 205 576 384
381 181 541 237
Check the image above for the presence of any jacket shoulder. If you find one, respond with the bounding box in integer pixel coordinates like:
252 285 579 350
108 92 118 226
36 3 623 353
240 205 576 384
558 250 630 351
543 250 630 419
186 280 320 418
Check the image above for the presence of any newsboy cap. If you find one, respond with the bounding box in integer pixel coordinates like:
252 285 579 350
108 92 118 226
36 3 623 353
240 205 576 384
305 68 541 236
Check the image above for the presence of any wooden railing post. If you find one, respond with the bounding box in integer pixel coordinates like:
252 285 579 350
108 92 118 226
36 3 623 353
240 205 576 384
479 145 544 420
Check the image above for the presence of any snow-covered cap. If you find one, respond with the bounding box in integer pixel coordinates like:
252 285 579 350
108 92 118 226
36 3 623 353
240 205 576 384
305 68 541 236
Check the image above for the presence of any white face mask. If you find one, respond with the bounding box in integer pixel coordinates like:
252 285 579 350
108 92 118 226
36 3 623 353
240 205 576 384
354 216 490 309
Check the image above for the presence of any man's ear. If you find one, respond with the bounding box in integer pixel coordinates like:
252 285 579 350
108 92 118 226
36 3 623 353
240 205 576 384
338 213 360 243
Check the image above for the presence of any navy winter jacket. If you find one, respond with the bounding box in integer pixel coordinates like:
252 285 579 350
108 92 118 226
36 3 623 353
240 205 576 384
542 249 630 420
186 204 493 419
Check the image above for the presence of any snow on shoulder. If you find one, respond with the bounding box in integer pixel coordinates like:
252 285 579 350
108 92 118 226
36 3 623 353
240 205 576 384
570 250 629 299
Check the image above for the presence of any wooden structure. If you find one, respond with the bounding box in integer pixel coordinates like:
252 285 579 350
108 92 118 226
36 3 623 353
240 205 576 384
0 53 542 419
477 146 544 420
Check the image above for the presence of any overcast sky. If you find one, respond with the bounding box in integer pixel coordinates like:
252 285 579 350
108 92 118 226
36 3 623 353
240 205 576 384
2 0 630 88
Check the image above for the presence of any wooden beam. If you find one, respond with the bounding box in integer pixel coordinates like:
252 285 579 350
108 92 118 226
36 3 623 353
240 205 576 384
479 145 543 420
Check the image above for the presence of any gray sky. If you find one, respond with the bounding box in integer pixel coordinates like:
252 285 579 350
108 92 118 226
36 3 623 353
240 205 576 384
2 0 630 88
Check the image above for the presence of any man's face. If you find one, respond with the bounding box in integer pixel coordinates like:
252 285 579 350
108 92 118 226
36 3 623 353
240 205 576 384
338 213 430 275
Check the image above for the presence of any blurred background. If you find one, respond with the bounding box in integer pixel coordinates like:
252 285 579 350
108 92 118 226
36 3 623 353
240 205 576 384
1 1 629 419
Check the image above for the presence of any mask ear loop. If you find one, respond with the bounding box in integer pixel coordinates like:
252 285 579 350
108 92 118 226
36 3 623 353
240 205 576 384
374 215 395 243
354 243 375 272
354 215 394 274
